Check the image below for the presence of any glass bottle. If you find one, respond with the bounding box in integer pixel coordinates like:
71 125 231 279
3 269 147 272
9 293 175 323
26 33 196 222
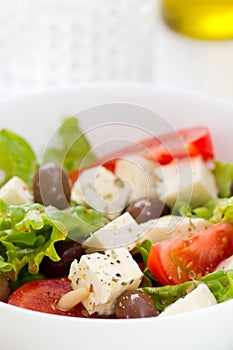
161 0 233 40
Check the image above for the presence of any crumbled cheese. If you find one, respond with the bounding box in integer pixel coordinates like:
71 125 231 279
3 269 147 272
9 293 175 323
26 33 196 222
69 248 143 315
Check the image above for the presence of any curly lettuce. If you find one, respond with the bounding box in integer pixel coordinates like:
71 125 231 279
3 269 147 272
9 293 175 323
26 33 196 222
174 197 233 224
0 200 105 281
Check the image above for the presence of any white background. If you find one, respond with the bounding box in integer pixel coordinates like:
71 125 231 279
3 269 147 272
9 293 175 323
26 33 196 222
155 18 233 100
0 0 232 101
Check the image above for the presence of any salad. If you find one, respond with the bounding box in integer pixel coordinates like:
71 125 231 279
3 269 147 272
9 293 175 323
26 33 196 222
1 116 233 319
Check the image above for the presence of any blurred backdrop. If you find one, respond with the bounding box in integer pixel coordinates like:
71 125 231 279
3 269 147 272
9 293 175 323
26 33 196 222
0 0 232 99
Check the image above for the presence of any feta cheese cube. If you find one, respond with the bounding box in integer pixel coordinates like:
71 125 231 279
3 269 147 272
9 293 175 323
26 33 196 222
0 176 33 205
115 156 157 202
71 166 132 220
215 254 233 271
83 212 145 253
69 248 143 315
159 284 217 317
155 156 217 208
139 215 211 243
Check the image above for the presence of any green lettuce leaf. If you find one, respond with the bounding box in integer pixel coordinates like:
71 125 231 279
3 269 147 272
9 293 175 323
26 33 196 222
137 239 152 265
205 197 233 224
137 239 161 287
0 200 106 281
42 116 96 172
141 270 233 312
173 196 233 224
0 129 37 187
10 266 46 291
68 205 107 239
213 160 233 198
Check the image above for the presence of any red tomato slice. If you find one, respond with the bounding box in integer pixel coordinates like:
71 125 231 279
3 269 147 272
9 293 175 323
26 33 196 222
148 222 233 285
7 278 101 318
69 169 81 185
96 126 214 165
140 127 214 163
7 278 85 316
69 126 214 184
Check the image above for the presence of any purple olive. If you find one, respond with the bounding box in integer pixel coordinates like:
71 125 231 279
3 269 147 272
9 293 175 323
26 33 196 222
33 163 71 209
115 290 159 318
125 197 170 224
230 181 233 196
0 272 11 302
39 240 84 278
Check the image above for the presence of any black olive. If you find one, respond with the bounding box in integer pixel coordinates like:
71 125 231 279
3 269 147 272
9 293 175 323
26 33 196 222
0 271 11 302
39 240 84 278
115 290 159 319
125 197 170 224
230 181 233 197
33 163 71 209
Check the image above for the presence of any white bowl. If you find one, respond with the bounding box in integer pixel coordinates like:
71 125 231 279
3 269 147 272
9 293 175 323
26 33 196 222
1 84 233 350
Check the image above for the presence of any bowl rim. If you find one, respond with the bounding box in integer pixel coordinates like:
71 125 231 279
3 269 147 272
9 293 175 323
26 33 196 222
2 296 233 324
1 83 233 325
1 82 233 108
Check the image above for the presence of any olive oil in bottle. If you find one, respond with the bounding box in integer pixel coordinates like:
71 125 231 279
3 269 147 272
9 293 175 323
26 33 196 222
162 0 233 40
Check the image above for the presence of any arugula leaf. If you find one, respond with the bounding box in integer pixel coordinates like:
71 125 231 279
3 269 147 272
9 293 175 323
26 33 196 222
141 270 233 312
43 116 96 173
137 239 152 265
141 281 198 312
0 129 37 187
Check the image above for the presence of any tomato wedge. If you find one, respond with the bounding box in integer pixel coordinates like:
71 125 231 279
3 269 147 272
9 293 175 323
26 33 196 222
7 278 114 318
148 222 233 285
129 126 214 164
69 126 214 184
7 278 90 317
